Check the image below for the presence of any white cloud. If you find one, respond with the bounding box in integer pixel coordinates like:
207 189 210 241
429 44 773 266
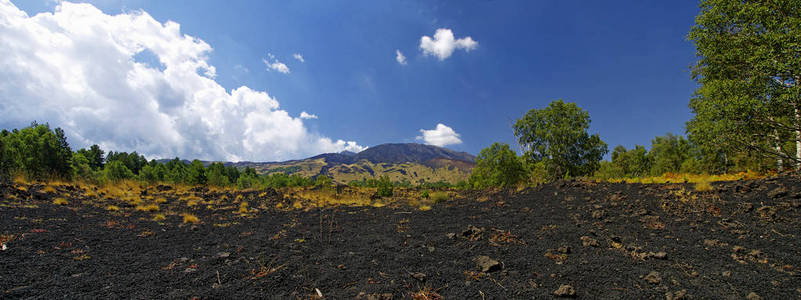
299 111 317 119
416 123 462 147
419 28 478 60
0 1 362 161
263 53 290 74
395 49 407 65
293 53 304 63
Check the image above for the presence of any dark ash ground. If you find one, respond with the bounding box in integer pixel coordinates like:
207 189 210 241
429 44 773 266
2 178 800 299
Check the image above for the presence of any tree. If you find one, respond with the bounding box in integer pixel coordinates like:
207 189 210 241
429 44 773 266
376 175 393 197
103 160 134 181
513 100 608 180
469 142 527 188
3 122 73 180
608 145 652 178
649 134 692 176
186 160 206 185
205 162 229 186
71 152 94 181
0 130 11 181
688 0 801 171
78 145 104 171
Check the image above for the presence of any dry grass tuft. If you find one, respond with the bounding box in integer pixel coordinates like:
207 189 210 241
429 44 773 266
153 213 166 221
135 204 159 212
238 202 249 214
52 197 68 205
106 205 120 211
43 185 57 194
694 179 713 192
182 213 199 224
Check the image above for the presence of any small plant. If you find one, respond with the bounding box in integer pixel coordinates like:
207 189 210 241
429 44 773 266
430 191 449 203
106 205 120 211
153 213 166 221
418 205 432 211
182 213 199 224
155 197 167 204
694 180 713 192
238 202 249 214
376 175 393 197
421 190 430 198
43 185 57 194
52 197 68 205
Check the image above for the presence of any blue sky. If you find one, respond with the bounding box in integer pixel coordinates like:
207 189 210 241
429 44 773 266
2 0 700 161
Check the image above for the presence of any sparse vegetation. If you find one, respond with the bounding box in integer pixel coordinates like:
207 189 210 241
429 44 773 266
182 213 199 224
52 197 68 205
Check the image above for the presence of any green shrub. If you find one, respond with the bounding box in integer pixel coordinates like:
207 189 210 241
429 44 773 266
376 175 393 197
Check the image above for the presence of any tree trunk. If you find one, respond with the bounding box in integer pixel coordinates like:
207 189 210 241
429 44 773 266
773 123 783 173
795 104 801 171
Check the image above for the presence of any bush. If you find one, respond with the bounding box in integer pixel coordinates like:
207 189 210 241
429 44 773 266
103 160 134 182
469 142 527 189
376 175 393 197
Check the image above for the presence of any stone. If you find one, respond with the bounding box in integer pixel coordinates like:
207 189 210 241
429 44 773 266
580 236 599 247
410 272 426 282
553 284 576 297
722 271 731 277
644 271 662 284
767 187 787 199
473 255 503 273
746 292 761 300
665 289 689 300
649 251 668 260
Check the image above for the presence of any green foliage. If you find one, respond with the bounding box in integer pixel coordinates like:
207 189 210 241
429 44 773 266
103 160 134 181
106 151 147 175
376 175 393 197
649 134 692 176
2 122 73 180
205 162 230 186
469 142 527 188
0 130 11 181
610 145 652 177
186 160 206 185
688 0 801 171
314 175 333 187
513 100 608 180
71 152 95 181
77 145 104 171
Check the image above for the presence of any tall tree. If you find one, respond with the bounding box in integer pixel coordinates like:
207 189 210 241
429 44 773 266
469 142 527 188
513 99 608 180
688 0 801 171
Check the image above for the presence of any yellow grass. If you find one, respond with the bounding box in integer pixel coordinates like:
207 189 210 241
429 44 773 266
694 180 713 192
52 197 68 205
418 205 432 211
135 204 159 212
182 213 199 224
602 171 767 185
43 185 57 194
238 202 249 214
153 213 166 221
106 205 120 211
155 197 167 204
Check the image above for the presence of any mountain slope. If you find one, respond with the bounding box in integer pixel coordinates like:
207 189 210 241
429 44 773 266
235 143 475 184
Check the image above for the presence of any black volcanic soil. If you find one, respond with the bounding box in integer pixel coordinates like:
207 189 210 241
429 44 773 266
2 178 801 299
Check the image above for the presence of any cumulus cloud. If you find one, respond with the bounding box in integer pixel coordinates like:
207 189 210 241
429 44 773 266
395 49 407 65
292 53 304 63
416 123 462 147
263 53 290 74
0 1 362 161
299 111 317 120
419 28 478 60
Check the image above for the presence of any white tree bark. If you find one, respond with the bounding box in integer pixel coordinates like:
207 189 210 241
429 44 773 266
795 105 801 171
